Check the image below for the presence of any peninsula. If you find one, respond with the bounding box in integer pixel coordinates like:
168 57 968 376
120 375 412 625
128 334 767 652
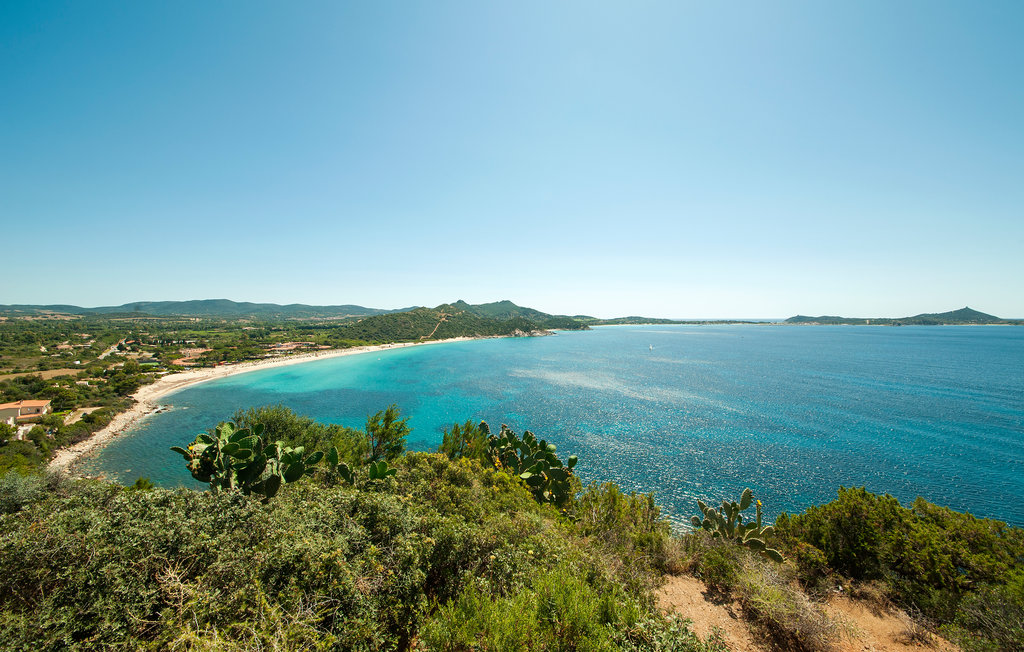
785 306 1021 326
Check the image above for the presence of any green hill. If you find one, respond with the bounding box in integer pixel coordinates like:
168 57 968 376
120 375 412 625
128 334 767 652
901 307 1003 325
786 306 1018 325
328 306 546 343
449 299 591 330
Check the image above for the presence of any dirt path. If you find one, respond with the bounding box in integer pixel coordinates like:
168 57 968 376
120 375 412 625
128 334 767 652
823 595 959 652
657 575 960 652
421 314 448 340
657 575 763 651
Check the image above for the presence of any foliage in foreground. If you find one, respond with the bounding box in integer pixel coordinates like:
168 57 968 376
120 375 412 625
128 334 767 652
172 405 412 499
171 421 324 500
692 488 784 562
774 486 1024 650
0 454 707 651
440 420 578 507
683 532 836 652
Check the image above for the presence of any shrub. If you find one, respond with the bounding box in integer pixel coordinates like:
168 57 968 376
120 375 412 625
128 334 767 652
439 421 579 508
733 554 836 652
574 483 680 587
420 566 724 652
941 571 1024 651
0 452 695 650
776 486 1024 645
692 488 784 562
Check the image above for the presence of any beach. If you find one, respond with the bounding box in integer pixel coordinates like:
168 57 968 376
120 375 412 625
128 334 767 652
47 337 481 473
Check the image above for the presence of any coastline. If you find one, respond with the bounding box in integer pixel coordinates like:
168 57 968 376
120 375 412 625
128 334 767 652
47 336 484 474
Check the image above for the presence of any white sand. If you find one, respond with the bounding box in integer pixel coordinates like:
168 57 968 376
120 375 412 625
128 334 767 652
47 337 482 473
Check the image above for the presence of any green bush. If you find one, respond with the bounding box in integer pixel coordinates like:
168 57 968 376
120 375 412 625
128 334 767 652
420 566 725 652
574 483 681 590
776 486 1024 646
688 534 743 592
940 570 1024 651
0 452 712 650
439 421 579 508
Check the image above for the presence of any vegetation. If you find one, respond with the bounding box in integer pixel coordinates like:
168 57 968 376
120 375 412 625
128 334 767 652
691 488 784 562
0 405 1022 650
0 407 719 651
171 421 324 500
0 299 594 474
441 421 579 508
774 486 1024 650
785 306 1021 325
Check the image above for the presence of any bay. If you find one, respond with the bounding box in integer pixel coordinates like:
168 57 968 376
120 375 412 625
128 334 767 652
81 325 1024 528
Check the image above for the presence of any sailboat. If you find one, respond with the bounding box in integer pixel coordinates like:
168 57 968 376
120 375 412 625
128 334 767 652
649 344 653 351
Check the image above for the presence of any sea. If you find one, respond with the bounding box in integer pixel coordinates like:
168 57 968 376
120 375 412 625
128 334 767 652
81 325 1024 528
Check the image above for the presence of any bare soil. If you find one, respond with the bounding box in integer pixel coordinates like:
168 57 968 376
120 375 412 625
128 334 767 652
0 368 83 381
657 575 960 652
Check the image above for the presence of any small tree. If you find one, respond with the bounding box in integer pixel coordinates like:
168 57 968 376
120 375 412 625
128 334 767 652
364 404 409 462
439 419 489 461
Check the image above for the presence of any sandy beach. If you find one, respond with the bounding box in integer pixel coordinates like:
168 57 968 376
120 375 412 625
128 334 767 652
47 337 482 474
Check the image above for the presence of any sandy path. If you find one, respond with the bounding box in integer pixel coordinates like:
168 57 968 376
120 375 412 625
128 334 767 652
47 337 482 473
657 575 960 652
657 575 762 651
824 595 960 652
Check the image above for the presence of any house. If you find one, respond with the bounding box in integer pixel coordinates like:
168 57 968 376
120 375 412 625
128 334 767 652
0 400 52 426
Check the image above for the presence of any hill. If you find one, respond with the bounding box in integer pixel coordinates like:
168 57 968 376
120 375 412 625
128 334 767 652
0 298 703 329
327 306 549 343
0 299 411 320
447 299 590 330
786 306 1019 326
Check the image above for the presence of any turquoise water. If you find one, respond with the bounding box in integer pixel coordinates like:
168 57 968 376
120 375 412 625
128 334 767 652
82 326 1024 527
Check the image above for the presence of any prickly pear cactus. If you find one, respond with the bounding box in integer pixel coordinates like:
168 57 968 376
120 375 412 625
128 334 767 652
171 421 322 502
691 488 784 562
484 423 578 508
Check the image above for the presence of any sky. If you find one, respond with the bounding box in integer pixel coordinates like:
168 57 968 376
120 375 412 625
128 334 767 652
2 1 1022 319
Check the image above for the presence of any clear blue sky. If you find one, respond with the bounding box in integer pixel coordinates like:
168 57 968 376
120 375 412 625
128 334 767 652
2 1 1022 318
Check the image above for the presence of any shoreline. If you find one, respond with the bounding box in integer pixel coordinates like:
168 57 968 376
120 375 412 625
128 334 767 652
46 336 486 474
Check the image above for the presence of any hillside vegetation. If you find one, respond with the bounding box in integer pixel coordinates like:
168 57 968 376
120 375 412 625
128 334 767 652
1 406 1021 650
0 300 593 474
786 306 1020 325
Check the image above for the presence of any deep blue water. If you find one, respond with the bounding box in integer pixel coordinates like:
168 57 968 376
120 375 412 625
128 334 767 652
82 326 1024 528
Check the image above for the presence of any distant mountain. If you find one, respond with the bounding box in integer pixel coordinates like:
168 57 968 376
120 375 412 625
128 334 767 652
904 307 1002 324
329 306 552 342
0 298 596 329
450 299 552 321
582 316 686 325
445 300 591 330
786 307 1019 326
0 299 411 320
